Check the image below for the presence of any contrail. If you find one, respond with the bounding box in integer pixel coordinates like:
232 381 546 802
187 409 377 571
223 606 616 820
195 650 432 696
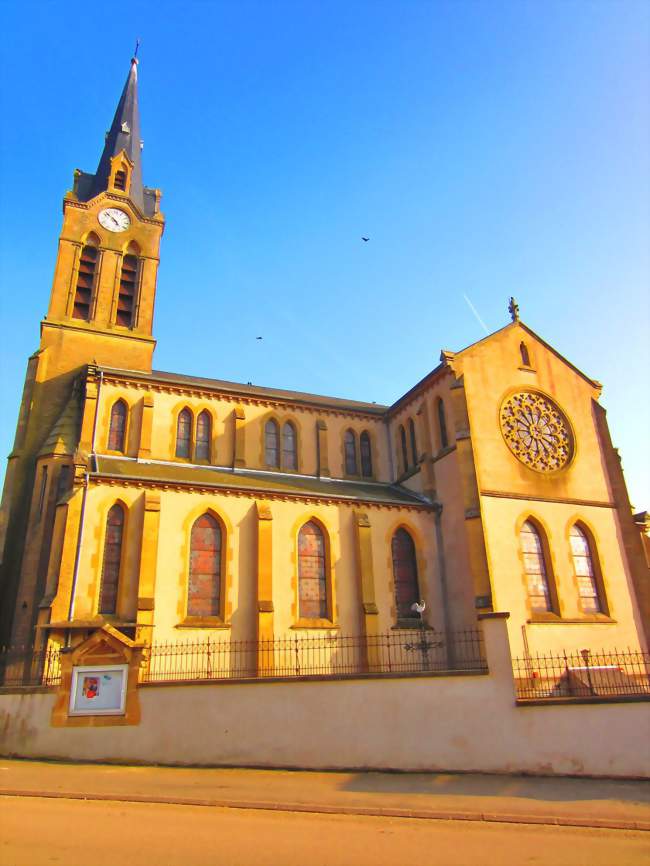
463 293 489 334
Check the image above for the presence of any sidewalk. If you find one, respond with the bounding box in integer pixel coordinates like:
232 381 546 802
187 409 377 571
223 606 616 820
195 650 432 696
0 758 648 830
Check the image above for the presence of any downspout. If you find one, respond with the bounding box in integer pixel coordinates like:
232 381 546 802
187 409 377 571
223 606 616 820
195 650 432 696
434 504 454 667
66 369 103 630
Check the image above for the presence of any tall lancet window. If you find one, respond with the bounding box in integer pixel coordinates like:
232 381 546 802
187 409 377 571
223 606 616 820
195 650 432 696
282 422 297 470
298 521 328 619
360 431 372 478
265 420 280 468
195 411 212 461
399 425 409 473
108 400 127 452
391 528 420 621
520 520 552 612
187 514 222 618
409 418 418 466
176 408 192 458
570 525 603 614
99 504 125 615
437 398 449 449
344 429 358 475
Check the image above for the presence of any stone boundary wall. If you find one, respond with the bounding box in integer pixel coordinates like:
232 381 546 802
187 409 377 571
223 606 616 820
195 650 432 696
1 619 648 778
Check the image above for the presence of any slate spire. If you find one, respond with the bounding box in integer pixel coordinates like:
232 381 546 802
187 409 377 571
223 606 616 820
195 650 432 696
92 55 144 210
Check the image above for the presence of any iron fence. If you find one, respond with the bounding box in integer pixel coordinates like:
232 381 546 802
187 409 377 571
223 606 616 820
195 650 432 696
512 648 650 700
140 627 487 683
0 628 485 687
0 643 62 687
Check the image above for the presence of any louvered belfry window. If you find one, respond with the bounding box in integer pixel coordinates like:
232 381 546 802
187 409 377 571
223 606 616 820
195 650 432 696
99 504 125 614
196 411 211 461
114 169 127 191
176 409 192 458
344 429 358 475
360 431 372 477
282 422 297 470
265 420 280 467
73 245 98 320
116 254 139 327
298 521 328 619
391 528 420 620
108 400 127 452
188 514 222 617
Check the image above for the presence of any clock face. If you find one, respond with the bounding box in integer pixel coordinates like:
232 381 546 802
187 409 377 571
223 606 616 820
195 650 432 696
98 207 131 233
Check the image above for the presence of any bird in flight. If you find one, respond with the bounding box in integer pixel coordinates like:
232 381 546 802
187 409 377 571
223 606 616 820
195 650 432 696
256 336 263 340
361 237 369 242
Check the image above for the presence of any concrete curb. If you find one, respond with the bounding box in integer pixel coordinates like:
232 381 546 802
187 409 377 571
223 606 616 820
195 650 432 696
0 788 647 832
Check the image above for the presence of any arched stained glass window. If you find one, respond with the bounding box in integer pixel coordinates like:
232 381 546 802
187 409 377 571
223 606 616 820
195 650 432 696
399 425 409 473
437 398 449 449
409 418 418 467
570 525 601 613
108 400 127 452
265 419 280 467
196 411 212 461
282 422 297 470
176 408 192 458
344 429 358 475
298 521 328 619
360 431 372 478
391 528 420 620
188 514 222 618
99 504 125 614
520 521 552 612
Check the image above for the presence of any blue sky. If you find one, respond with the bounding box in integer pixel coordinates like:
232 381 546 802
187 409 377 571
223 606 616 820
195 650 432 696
0 0 648 507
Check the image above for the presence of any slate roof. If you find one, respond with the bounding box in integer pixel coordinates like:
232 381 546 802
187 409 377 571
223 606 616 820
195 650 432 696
38 379 82 457
99 366 388 415
74 58 157 217
93 456 433 508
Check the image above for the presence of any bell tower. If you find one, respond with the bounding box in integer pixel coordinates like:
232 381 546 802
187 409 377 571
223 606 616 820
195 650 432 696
0 56 163 646
43 55 164 377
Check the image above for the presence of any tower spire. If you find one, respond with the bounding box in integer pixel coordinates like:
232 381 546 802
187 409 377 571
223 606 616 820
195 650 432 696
91 55 145 211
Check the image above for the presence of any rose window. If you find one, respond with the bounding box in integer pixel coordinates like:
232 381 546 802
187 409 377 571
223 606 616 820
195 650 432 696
500 392 573 472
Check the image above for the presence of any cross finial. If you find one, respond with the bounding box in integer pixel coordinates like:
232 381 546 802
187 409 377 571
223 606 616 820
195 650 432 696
508 296 520 322
133 39 141 63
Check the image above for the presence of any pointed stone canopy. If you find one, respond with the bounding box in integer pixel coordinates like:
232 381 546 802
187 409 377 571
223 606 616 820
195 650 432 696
91 57 144 209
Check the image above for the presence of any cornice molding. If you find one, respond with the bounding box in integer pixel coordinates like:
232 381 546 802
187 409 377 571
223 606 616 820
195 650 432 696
480 490 615 509
41 319 156 346
58 236 160 263
64 192 164 227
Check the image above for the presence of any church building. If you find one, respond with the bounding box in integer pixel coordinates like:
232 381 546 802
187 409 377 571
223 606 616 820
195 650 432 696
0 57 647 672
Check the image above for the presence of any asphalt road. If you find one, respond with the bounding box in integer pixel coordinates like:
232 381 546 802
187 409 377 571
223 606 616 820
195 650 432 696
1 795 648 866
